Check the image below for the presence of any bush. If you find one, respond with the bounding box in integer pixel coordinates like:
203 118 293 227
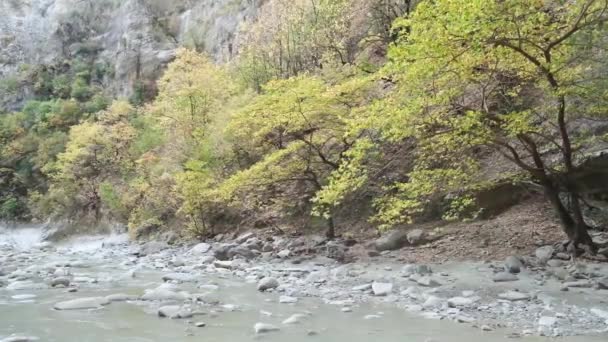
70 77 92 101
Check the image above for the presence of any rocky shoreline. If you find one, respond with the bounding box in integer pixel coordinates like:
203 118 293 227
1 229 608 341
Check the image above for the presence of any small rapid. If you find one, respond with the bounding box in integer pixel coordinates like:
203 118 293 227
0 225 45 251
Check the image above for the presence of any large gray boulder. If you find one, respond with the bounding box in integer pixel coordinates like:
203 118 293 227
406 229 429 246
374 230 409 251
504 256 523 274
535 246 555 264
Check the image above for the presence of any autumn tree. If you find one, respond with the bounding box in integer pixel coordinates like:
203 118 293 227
375 0 608 250
219 73 377 238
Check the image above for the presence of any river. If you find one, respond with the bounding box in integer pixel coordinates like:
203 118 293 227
1 226 607 342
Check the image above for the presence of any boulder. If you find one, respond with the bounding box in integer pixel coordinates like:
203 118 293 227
50 277 70 288
213 260 234 270
54 297 110 310
535 246 555 264
229 245 257 260
422 295 445 309
406 229 428 246
213 244 237 261
235 232 255 244
257 277 279 292
189 243 211 254
374 230 409 251
277 249 291 258
504 256 523 274
372 282 393 296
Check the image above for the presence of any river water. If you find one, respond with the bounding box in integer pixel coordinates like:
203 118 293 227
0 226 606 342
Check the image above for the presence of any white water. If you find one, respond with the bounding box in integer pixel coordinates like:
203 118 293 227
0 225 45 251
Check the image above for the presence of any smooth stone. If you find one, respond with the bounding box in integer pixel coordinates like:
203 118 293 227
282 313 308 324
372 282 393 296
162 273 198 283
493 272 519 282
213 260 234 270
254 323 280 334
498 291 530 301
504 256 523 274
141 288 189 301
195 322 206 328
277 249 291 258
374 230 409 251
50 277 70 288
563 280 593 288
423 295 445 309
416 276 440 287
535 246 554 263
257 277 279 292
189 243 211 254
54 297 110 310
158 305 192 319
352 284 372 291
447 296 478 307
279 295 298 304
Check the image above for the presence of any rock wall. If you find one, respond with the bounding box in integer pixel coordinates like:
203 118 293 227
0 0 260 110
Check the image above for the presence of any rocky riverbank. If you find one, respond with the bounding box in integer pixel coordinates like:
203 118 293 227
1 228 608 341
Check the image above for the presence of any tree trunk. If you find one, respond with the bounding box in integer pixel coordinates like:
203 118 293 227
541 181 595 251
325 216 336 240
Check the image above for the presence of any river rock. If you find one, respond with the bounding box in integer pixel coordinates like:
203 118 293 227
538 316 558 335
563 280 593 288
352 283 372 291
158 305 192 319
254 322 280 334
257 277 279 292
448 296 478 307
139 241 169 256
423 295 445 309
547 259 565 267
535 246 554 263
504 256 523 274
597 277 608 290
162 273 198 283
498 291 530 301
493 272 518 282
406 229 428 246
372 282 393 296
213 244 237 261
189 243 211 254
236 232 255 244
213 260 234 270
279 295 298 304
416 276 441 287
277 249 291 258
590 308 608 320
374 230 409 251
50 277 70 288
54 297 110 310
282 313 308 324
229 245 257 260
141 287 189 301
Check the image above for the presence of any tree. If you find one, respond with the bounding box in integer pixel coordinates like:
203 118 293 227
221 73 377 238
377 0 608 250
39 101 136 220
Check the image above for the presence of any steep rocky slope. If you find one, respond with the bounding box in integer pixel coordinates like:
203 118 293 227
0 0 260 110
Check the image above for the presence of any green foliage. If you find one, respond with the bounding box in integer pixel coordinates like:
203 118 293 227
70 77 93 101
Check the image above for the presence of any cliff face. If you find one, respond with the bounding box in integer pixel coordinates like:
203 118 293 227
0 0 260 110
